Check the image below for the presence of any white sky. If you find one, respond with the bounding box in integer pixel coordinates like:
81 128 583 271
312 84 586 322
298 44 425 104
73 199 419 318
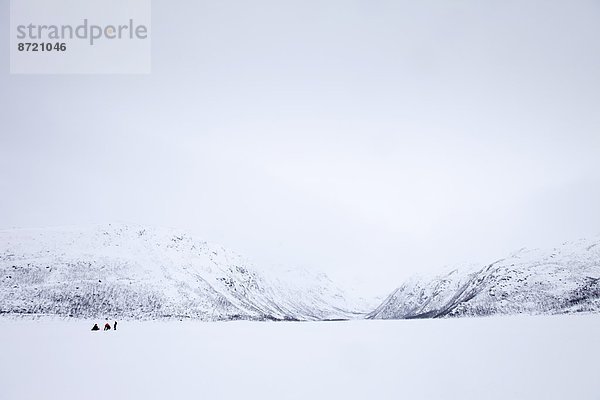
1 0 600 296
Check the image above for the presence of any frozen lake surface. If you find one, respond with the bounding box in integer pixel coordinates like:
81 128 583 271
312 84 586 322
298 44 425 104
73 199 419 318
1 315 599 400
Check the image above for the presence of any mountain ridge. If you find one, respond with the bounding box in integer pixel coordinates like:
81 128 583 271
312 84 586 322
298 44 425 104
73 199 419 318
2 225 600 320
0 224 370 321
368 237 600 319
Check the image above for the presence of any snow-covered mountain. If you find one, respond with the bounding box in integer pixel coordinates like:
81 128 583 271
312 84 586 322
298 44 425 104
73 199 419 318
369 238 600 319
4 225 599 321
0 224 370 321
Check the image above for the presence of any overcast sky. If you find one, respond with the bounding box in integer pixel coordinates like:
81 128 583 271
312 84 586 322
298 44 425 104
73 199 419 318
1 0 600 296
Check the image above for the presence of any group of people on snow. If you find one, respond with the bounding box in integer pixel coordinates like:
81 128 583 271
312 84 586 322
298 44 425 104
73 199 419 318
91 321 117 331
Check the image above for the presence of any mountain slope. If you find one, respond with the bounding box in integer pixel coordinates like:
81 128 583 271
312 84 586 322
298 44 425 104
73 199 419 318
0 224 368 320
369 238 600 319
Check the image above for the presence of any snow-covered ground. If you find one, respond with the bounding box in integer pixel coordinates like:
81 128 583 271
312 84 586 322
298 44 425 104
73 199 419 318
1 315 599 400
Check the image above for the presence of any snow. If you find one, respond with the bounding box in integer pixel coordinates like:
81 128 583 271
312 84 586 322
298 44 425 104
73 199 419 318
3 225 599 321
0 224 373 320
370 237 600 319
1 314 599 400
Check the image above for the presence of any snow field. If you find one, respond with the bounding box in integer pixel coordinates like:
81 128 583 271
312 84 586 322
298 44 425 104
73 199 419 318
1 314 599 400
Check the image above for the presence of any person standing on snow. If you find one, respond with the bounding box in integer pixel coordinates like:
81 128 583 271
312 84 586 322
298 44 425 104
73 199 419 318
113 321 117 331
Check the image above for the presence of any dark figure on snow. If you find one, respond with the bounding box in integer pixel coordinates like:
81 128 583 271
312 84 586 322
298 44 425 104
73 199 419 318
113 321 117 331
91 323 99 331
104 323 111 331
